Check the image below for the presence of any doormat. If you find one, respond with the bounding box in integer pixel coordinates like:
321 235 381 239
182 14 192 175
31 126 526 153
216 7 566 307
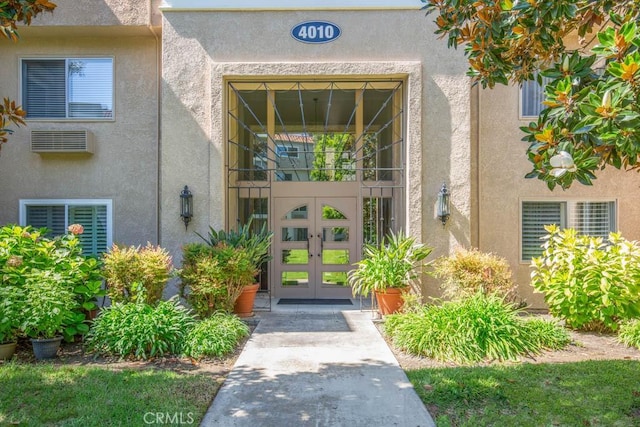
277 298 353 305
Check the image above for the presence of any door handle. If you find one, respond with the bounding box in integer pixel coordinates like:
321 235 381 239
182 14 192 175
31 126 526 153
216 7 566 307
318 233 323 257
307 234 313 257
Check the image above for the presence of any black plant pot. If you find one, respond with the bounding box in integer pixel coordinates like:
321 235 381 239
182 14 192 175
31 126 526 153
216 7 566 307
31 337 63 360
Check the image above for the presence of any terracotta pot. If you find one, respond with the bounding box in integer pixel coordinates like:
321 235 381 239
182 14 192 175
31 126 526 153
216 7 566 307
31 336 63 360
374 287 408 316
0 342 17 360
234 283 260 318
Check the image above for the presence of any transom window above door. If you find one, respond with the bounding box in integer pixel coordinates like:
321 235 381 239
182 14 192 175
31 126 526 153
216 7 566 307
227 81 404 185
21 58 114 120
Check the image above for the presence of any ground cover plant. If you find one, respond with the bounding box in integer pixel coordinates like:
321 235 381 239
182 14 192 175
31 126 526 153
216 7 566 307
407 360 640 427
183 312 250 359
619 320 640 350
384 294 570 364
0 362 221 426
85 297 196 360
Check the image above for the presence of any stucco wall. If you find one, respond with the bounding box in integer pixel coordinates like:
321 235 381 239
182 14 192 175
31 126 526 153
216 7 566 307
159 10 473 285
31 0 161 28
478 84 640 308
0 35 160 247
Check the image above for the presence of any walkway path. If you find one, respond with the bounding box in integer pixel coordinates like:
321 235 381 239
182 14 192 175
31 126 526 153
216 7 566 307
201 302 436 427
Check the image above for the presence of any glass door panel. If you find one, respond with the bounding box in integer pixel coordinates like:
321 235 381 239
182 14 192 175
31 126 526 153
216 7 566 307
274 196 356 299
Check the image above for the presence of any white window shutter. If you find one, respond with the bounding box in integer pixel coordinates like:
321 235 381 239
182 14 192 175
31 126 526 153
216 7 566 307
521 201 563 260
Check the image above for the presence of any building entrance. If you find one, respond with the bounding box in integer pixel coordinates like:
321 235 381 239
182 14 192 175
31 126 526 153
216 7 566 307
226 80 406 298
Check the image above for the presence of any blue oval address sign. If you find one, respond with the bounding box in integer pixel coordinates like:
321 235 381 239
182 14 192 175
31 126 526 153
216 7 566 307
291 21 341 44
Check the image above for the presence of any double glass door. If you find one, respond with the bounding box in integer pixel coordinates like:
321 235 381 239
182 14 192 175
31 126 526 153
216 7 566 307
274 196 356 299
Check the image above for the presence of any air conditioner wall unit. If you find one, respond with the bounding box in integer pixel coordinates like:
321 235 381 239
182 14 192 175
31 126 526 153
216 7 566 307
30 130 95 154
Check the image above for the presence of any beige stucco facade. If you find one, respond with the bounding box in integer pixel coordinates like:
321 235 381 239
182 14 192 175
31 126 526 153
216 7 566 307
0 0 635 307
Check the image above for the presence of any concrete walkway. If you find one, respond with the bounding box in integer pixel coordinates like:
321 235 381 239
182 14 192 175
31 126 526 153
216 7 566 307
201 301 436 427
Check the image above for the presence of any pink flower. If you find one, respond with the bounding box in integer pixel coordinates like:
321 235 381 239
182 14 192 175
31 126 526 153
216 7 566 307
68 224 84 235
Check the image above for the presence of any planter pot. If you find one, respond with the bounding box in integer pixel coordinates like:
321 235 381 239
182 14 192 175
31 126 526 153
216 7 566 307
234 283 260 318
375 287 408 316
0 342 17 360
31 337 63 360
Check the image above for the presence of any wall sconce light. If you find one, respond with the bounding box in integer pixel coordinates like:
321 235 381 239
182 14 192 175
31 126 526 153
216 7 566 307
437 182 450 226
180 185 193 230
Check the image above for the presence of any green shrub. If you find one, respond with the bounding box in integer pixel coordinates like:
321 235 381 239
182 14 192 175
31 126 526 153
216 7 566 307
384 294 568 364
431 248 517 302
182 312 250 359
179 243 257 317
0 224 104 341
102 243 173 305
85 298 195 360
618 320 640 350
531 225 640 332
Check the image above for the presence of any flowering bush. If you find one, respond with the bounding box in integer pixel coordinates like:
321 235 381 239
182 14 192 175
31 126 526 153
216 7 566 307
0 224 103 340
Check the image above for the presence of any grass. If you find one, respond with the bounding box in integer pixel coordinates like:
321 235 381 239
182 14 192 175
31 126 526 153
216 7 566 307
0 362 221 426
407 360 640 427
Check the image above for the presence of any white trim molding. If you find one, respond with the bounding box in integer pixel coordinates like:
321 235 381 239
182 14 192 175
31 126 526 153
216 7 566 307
160 0 424 11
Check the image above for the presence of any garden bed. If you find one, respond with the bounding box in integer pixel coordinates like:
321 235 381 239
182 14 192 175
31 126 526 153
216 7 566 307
376 317 640 369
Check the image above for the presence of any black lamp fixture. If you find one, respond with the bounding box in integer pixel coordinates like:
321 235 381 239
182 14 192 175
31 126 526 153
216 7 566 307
436 182 450 226
180 185 193 230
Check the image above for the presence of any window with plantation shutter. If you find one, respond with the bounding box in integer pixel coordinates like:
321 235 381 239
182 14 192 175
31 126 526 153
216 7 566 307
521 201 564 261
570 201 616 239
69 205 108 255
20 200 112 257
22 58 113 119
520 76 552 118
521 200 616 261
25 205 66 236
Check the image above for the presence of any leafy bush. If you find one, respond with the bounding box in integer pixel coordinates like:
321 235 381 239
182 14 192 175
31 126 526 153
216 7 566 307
531 225 640 332
197 218 273 271
179 243 257 317
384 294 569 364
182 312 250 359
432 248 517 302
102 243 173 305
0 224 104 341
85 298 195 360
618 320 640 350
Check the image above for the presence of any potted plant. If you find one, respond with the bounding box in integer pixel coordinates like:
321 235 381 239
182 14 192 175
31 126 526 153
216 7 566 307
197 218 273 317
180 243 259 318
20 271 78 359
0 304 20 360
0 268 22 360
347 230 432 315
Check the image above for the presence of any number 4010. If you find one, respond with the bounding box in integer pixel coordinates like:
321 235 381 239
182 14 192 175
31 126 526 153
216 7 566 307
297 24 335 40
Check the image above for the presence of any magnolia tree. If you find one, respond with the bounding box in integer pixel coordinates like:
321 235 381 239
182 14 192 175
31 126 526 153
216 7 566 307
423 0 640 189
0 0 56 152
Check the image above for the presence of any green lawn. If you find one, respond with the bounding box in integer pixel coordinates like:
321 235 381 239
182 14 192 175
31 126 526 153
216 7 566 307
407 360 640 427
0 362 221 426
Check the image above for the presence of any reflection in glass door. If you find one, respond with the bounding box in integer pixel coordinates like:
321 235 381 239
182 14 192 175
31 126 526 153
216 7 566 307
274 197 356 299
